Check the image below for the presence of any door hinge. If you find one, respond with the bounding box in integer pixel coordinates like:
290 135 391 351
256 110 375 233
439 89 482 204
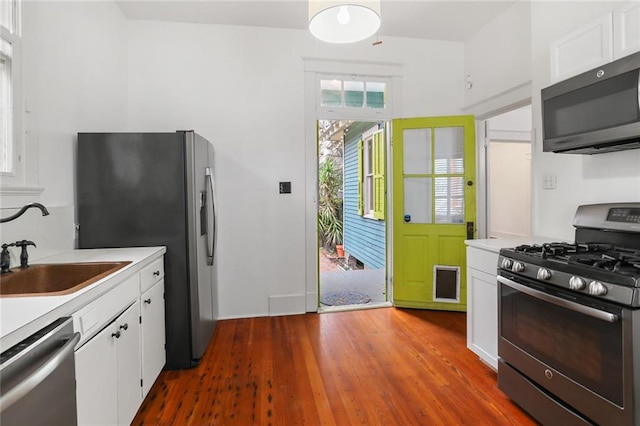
139 316 142 324
140 379 143 387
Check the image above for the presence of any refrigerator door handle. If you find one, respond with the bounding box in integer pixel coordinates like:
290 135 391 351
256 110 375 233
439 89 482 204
205 167 216 266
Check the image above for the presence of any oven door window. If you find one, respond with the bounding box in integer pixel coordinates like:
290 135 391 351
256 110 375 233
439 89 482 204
500 282 623 406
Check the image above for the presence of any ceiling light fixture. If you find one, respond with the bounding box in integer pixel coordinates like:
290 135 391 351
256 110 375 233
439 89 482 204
309 1 381 44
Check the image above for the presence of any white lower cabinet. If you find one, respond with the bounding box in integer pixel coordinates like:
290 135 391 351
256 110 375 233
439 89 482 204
74 253 166 425
141 280 166 397
76 301 141 425
466 246 499 370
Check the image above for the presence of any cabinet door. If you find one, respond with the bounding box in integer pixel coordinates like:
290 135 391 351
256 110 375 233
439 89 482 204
614 1 640 59
75 322 118 426
550 13 613 83
467 267 498 369
141 280 166 397
116 301 142 425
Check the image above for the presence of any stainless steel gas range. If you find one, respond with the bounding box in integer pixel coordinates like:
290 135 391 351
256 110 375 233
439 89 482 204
497 203 640 426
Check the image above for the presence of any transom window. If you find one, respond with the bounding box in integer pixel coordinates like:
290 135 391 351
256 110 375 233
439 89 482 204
320 76 387 110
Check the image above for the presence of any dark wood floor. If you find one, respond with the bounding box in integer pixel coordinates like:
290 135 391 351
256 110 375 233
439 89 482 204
133 307 536 425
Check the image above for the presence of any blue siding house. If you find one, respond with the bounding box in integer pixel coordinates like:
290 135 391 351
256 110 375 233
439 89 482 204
343 122 386 269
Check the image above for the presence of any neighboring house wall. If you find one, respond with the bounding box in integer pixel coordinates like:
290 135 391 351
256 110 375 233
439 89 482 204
343 127 385 270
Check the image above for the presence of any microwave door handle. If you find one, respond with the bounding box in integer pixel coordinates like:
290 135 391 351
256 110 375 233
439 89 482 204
497 276 619 323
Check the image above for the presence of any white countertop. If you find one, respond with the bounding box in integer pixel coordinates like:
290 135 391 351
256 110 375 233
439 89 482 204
465 236 565 254
0 247 166 350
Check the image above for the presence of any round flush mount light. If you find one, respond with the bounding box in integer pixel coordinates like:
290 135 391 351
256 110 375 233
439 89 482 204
309 1 381 44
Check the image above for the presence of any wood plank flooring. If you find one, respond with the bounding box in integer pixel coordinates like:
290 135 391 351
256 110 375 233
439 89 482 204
133 307 537 425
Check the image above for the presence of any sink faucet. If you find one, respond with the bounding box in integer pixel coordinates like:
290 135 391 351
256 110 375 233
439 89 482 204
0 203 50 223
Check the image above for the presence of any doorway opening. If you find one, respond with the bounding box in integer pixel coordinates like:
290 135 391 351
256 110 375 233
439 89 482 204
317 119 388 312
484 105 532 238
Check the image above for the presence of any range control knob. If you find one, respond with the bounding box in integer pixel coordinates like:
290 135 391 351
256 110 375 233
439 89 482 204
537 268 552 280
512 262 525 273
501 258 513 270
569 276 586 290
588 281 608 296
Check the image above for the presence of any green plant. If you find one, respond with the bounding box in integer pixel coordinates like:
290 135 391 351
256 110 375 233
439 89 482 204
318 158 343 249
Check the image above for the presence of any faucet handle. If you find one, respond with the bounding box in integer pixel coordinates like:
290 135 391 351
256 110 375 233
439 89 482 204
14 240 36 248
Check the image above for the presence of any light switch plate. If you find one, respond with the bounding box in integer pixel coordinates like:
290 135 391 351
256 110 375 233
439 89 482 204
279 182 291 194
542 174 557 190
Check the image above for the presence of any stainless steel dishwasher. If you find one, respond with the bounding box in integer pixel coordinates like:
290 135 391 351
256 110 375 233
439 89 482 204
0 317 80 425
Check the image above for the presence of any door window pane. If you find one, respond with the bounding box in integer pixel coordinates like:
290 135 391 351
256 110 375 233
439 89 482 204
435 177 464 224
320 79 342 107
434 127 464 174
344 80 364 107
404 177 432 224
403 128 431 174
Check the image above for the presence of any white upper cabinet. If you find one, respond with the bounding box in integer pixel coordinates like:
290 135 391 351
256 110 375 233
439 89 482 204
614 1 640 59
550 13 613 83
550 1 639 83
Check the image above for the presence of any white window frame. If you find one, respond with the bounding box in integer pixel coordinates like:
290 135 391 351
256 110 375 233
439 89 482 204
363 137 374 216
361 126 379 219
0 0 31 193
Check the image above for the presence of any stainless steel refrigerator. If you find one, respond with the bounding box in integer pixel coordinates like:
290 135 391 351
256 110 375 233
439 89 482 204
76 131 218 370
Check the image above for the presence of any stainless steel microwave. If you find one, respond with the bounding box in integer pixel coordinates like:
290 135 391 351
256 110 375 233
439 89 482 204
541 51 640 154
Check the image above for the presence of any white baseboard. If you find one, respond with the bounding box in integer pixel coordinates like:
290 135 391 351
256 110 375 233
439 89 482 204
268 294 306 317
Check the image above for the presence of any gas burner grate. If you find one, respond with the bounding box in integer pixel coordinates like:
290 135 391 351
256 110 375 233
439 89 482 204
570 251 640 276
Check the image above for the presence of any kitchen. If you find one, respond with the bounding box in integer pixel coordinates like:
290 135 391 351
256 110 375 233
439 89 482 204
1 0 640 424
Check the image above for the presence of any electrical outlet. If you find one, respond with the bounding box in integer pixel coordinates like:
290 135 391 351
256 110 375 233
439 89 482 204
542 174 557 190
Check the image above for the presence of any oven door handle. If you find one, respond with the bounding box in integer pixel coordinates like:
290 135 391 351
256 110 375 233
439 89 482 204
497 275 619 323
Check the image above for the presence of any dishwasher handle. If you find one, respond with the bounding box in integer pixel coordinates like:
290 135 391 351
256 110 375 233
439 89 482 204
0 331 80 413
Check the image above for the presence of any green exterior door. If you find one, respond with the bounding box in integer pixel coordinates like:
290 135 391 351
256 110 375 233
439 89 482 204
392 116 476 311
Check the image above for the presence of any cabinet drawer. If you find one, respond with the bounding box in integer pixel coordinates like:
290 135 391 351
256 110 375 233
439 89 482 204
73 274 139 348
467 247 499 275
140 257 164 293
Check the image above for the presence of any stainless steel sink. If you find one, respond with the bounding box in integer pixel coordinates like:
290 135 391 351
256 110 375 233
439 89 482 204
0 262 131 297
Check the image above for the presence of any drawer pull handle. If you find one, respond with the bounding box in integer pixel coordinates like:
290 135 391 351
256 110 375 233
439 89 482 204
153 271 160 276
119 323 128 331
112 331 121 339
144 298 152 304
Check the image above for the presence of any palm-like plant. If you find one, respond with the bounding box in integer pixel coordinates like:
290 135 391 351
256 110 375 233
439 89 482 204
318 158 343 250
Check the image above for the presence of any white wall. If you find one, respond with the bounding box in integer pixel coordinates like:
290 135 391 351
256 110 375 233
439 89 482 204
531 1 640 240
0 1 129 266
126 21 464 318
463 0 532 116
